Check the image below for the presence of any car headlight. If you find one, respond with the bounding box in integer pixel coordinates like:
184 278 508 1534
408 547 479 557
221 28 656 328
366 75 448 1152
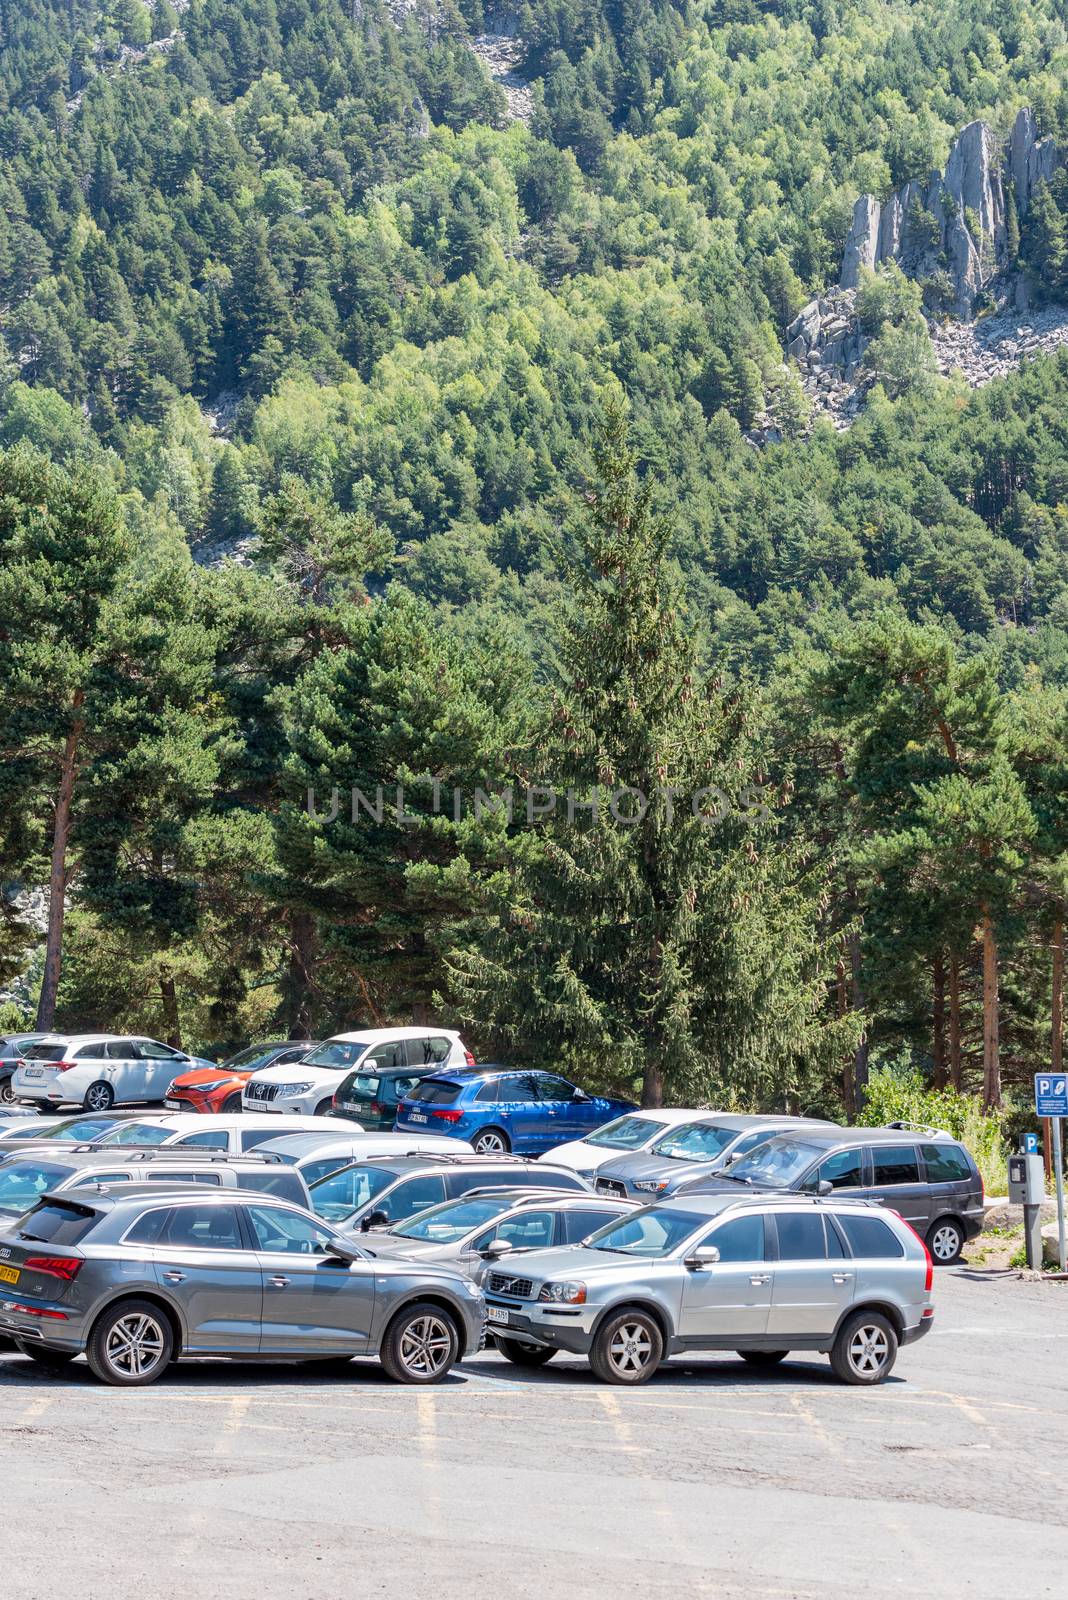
538 1281 587 1304
185 1078 232 1093
633 1179 671 1193
274 1081 314 1096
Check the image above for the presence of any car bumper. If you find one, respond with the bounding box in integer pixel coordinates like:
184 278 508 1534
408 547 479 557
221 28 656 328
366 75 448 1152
900 1312 935 1347
962 1209 985 1241
11 1083 69 1105
485 1298 597 1354
0 1295 88 1353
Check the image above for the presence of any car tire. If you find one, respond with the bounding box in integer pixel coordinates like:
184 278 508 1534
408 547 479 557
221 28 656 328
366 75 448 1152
314 1099 334 1118
222 1093 243 1113
738 1349 789 1367
0 1076 14 1106
495 1336 557 1368
83 1081 115 1112
927 1217 965 1265
86 1299 174 1387
472 1127 510 1155
589 1308 663 1386
379 1301 460 1385
830 1310 898 1386
15 1341 77 1368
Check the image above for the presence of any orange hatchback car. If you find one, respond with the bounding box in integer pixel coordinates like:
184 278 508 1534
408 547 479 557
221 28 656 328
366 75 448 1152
165 1041 321 1115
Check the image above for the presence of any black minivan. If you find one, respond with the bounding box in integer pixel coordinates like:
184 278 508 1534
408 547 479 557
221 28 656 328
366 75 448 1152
679 1122 984 1264
331 1064 440 1130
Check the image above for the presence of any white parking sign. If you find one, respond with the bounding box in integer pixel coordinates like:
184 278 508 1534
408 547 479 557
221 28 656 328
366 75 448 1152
1035 1074 1068 1117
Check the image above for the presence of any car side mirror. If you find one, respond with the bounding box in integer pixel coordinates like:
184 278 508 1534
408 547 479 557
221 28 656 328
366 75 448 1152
479 1238 514 1261
572 1089 591 1103
360 1209 389 1232
683 1244 720 1270
817 1180 833 1197
325 1239 361 1265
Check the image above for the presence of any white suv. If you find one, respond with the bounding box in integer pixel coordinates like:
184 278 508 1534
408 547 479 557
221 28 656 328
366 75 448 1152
242 1027 473 1118
12 1035 215 1112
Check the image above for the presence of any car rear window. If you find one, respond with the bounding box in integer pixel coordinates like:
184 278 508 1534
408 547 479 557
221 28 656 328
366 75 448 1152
237 1171 306 1203
407 1079 461 1105
838 1214 905 1258
342 1073 381 1102
920 1142 972 1183
14 1200 98 1245
586 1115 665 1150
22 1044 66 1061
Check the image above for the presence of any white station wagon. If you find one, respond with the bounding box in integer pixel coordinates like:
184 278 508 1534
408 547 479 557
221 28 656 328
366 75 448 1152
12 1035 216 1113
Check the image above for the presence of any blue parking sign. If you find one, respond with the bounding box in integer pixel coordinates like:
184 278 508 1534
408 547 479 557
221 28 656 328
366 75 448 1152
1035 1074 1068 1117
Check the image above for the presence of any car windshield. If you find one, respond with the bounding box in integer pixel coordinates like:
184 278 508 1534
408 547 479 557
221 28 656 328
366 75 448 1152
222 1045 283 1071
1 1116 118 1142
585 1115 666 1151
97 1123 173 1147
586 1208 708 1257
651 1122 737 1161
0 1161 73 1215
727 1138 823 1189
392 1196 515 1243
307 1163 397 1221
301 1040 374 1070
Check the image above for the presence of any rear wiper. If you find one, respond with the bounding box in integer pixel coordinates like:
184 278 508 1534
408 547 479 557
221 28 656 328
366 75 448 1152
16 1230 46 1241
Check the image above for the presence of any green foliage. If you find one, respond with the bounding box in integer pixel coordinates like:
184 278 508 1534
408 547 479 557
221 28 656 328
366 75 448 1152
859 1060 1009 1192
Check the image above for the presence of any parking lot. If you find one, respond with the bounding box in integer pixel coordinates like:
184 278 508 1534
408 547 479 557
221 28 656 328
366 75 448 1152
2 1267 1065 1600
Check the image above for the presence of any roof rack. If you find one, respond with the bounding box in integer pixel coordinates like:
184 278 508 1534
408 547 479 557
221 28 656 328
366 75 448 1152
461 1185 595 1203
68 1145 283 1164
884 1119 949 1139
358 1151 527 1166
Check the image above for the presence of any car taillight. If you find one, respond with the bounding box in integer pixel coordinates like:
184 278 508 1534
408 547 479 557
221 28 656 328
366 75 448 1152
24 1255 83 1282
368 1101 383 1116
892 1212 934 1291
430 1109 463 1123
463 1049 475 1067
55 1061 77 1073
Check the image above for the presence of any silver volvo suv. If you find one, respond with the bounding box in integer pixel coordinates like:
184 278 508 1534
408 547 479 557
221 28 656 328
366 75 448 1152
483 1193 934 1385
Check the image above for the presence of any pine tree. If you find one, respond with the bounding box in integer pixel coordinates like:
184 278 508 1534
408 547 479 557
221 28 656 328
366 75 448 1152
446 404 851 1106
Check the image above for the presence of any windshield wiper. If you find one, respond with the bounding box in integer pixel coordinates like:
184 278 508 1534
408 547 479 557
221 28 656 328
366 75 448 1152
716 1171 753 1184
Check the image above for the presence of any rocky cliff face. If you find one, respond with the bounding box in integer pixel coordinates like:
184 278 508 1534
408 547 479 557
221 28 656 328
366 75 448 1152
839 108 1056 314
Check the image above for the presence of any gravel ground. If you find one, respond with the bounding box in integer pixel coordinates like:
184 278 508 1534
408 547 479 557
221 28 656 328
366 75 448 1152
2 1268 1065 1599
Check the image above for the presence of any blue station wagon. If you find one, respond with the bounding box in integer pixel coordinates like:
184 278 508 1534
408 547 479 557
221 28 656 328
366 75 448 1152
394 1068 637 1156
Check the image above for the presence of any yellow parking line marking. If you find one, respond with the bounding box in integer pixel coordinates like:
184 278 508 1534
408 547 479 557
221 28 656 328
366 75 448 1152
789 1393 844 1458
17 1396 53 1424
212 1394 250 1456
416 1391 445 1537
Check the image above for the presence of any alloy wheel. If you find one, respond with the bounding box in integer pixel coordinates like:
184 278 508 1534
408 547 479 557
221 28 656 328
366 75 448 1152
397 1314 453 1379
86 1084 113 1111
475 1131 506 1154
847 1323 889 1377
105 1313 166 1379
0 1080 13 1105
609 1321 654 1377
930 1224 962 1262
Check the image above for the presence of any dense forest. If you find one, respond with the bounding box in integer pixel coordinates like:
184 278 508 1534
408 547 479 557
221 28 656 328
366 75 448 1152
0 0 1067 1121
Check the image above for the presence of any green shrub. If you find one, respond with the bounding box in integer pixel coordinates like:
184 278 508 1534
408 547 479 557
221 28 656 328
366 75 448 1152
858 1062 1008 1194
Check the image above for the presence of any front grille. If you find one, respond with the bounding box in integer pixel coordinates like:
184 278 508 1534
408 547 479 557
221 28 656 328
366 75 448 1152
595 1178 628 1198
246 1082 279 1103
487 1272 534 1300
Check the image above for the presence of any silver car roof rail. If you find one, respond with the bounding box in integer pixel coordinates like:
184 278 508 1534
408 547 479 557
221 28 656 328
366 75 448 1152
67 1145 284 1164
883 1119 950 1139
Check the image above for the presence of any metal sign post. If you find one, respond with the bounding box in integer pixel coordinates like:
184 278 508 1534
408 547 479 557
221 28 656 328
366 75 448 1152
1035 1074 1068 1272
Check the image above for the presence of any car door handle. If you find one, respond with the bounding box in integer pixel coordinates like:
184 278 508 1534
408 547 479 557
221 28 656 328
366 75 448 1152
162 1271 186 1283
267 1275 290 1289
832 1272 854 1285
749 1273 771 1285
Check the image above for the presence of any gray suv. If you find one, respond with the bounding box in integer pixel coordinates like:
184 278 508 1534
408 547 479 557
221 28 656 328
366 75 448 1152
483 1194 934 1385
307 1154 590 1232
592 1115 840 1201
678 1123 983 1263
0 1148 313 1216
0 1189 485 1386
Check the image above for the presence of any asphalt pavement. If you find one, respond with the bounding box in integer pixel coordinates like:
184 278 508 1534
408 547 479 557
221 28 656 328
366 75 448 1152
2 1267 1065 1599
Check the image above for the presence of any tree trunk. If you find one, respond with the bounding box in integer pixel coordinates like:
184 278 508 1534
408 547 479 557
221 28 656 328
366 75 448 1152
285 911 315 1040
846 928 869 1112
411 1000 428 1026
641 1061 664 1108
36 695 84 1031
948 953 963 1090
932 950 946 1089
981 908 1001 1109
836 954 856 1121
159 969 182 1050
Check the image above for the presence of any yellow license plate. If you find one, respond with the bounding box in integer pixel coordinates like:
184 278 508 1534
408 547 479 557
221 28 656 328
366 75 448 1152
0 1265 20 1286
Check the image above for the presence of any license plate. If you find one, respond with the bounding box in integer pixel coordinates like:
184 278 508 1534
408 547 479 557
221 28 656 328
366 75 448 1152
486 1306 510 1325
0 1265 20 1286
408 1111 427 1124
24 1068 42 1079
163 1098 181 1109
